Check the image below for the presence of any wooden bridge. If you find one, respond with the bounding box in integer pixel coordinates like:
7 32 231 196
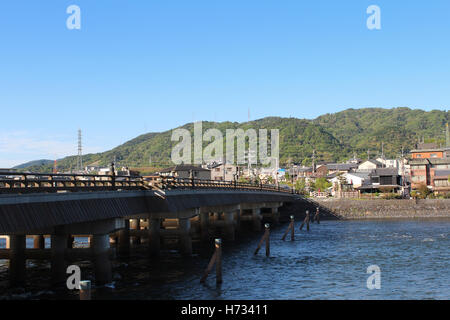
0 171 296 194
0 171 339 288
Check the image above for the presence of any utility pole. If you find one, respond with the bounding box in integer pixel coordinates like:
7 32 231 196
446 123 450 147
312 149 316 173
77 129 83 173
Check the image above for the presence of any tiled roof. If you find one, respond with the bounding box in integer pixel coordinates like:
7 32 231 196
434 170 450 179
326 163 358 171
370 168 399 176
159 165 210 173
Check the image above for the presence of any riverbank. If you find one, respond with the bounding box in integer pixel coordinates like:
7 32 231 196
315 199 450 220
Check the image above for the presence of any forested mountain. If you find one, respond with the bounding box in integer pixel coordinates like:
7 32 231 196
12 159 53 169
16 108 449 173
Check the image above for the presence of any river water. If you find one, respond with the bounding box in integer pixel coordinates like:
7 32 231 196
0 219 449 300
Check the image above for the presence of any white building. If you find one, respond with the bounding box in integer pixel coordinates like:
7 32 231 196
358 159 383 171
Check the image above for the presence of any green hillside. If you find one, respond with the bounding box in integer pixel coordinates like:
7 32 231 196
18 107 450 173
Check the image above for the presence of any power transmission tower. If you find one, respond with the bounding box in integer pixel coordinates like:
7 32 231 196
77 129 83 172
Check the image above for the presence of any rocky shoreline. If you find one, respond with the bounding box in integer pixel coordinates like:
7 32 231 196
315 199 450 220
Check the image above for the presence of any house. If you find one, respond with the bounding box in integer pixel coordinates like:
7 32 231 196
328 172 370 189
346 156 362 165
326 163 358 174
433 170 450 192
376 158 398 168
357 159 383 171
296 166 314 178
85 165 101 173
310 164 328 178
370 168 401 186
159 165 211 180
357 168 402 193
209 162 239 181
345 172 371 188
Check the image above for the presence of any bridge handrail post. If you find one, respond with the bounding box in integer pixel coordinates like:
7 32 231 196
111 162 116 190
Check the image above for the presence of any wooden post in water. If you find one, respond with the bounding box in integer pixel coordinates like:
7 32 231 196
79 280 91 300
300 210 310 231
215 239 222 284
200 238 222 284
265 224 270 257
282 215 295 241
254 224 270 256
314 207 320 224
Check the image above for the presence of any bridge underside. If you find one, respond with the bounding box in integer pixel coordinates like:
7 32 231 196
0 188 343 289
0 190 296 234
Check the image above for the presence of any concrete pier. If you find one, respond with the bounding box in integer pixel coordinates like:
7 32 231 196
252 208 262 231
9 235 26 287
67 235 74 249
130 219 141 245
271 207 280 224
199 211 210 241
148 217 161 257
224 211 235 241
178 218 192 256
33 235 45 249
91 234 112 285
117 219 130 258
235 209 241 232
51 232 68 285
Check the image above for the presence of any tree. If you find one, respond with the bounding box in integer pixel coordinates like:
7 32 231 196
416 183 431 199
312 177 332 192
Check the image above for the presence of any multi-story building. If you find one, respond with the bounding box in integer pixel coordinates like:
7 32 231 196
410 143 450 159
409 158 450 191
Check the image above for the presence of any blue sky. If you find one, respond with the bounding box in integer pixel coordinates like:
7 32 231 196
0 0 449 167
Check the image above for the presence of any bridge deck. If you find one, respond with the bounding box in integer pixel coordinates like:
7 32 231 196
0 189 298 234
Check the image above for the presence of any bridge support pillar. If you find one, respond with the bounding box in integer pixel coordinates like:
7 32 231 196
235 210 241 232
252 208 262 231
199 211 210 241
33 235 45 249
148 217 161 257
131 219 141 245
224 211 235 241
178 218 192 256
9 234 26 287
271 207 280 224
51 231 67 285
67 235 74 249
118 219 130 258
91 234 112 285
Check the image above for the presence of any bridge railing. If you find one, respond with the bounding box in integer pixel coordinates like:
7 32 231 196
0 171 300 195
155 176 296 194
0 171 146 194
